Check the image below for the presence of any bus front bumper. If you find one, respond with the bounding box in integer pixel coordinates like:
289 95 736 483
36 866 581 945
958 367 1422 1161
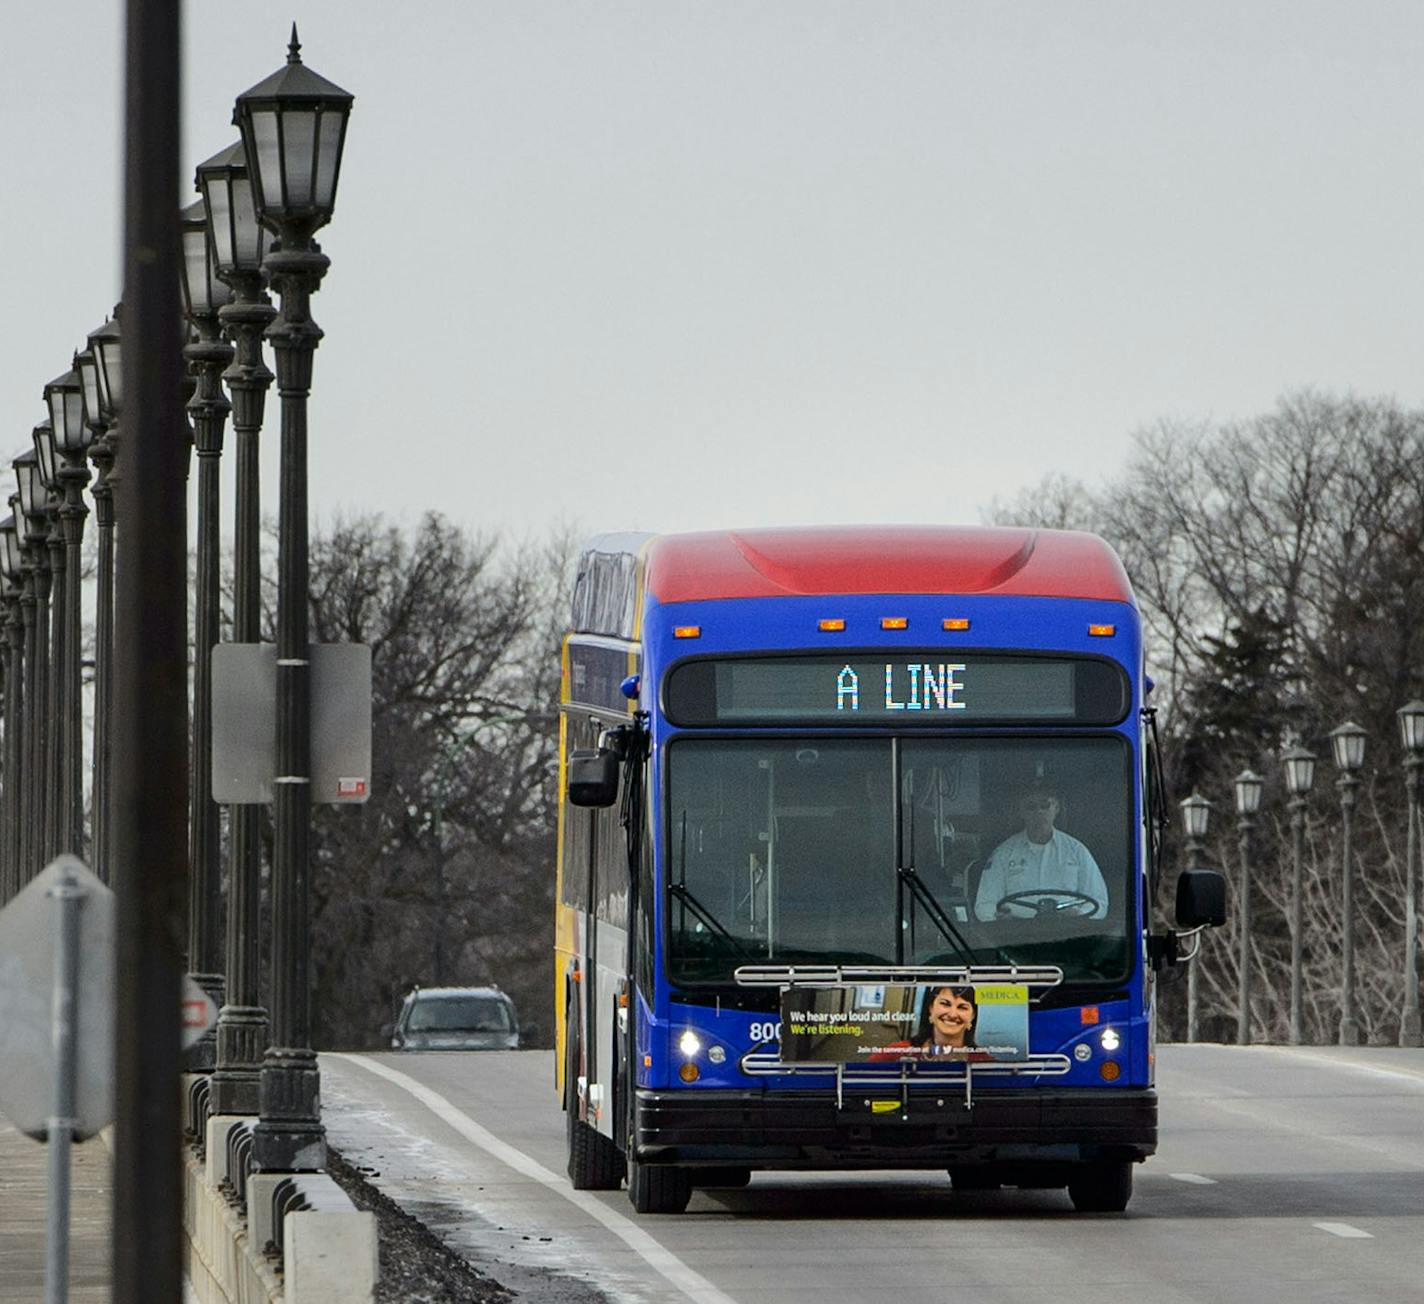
634 1086 1156 1171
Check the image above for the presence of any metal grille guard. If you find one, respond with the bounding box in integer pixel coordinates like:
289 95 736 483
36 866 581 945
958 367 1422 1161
736 1052 1073 1109
733 962 1065 993
733 963 1070 1108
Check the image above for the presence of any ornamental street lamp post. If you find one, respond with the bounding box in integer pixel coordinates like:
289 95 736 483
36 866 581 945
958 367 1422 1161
1330 721 1367 1046
86 311 121 882
235 28 353 1172
44 366 93 856
0 514 22 900
16 526 39 883
1181 792 1211 1043
6 497 36 886
32 424 67 866
1282 745 1316 1044
1232 769 1264 1045
15 449 51 881
180 198 235 1069
1396 702 1424 1047
198 140 275 1117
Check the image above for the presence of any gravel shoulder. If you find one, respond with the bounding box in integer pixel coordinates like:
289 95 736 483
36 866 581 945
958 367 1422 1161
327 1147 612 1304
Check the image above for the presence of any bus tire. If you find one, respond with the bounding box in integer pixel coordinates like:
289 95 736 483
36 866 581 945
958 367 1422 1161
1067 1160 1133 1213
627 1155 692 1214
565 1032 623 1190
949 1166 1000 1192
689 1167 751 1189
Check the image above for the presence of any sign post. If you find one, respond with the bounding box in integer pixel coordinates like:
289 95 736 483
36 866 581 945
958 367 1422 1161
44 868 84 1304
0 857 115 1304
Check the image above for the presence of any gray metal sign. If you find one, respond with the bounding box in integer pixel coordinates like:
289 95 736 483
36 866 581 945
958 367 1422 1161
0 857 115 1141
212 642 373 804
180 975 219 1049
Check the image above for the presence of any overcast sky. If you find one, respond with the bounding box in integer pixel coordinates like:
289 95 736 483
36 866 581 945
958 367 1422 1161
7 3 1424 547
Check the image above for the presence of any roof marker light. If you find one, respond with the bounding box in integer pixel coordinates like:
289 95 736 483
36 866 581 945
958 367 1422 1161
942 618 971 631
818 618 846 632
1088 624 1116 637
880 617 908 630
674 625 701 639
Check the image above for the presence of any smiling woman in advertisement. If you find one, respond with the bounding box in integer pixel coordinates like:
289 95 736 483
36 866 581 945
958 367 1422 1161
870 985 986 1061
915 985 978 1050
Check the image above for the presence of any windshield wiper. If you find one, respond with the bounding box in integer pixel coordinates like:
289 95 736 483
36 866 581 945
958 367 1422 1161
671 809 749 956
668 881 750 955
898 864 1001 968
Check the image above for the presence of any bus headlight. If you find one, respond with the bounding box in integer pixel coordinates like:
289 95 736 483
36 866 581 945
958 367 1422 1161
1100 1028 1121 1051
679 1030 702 1057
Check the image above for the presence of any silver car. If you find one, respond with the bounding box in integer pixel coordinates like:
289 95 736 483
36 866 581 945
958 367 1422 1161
386 985 520 1051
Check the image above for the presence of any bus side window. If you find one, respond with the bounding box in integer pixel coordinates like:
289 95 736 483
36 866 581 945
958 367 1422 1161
595 795 629 929
635 797 655 1002
560 715 598 912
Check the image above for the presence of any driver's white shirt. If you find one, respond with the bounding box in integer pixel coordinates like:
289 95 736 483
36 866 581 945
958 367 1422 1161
974 829 1108 920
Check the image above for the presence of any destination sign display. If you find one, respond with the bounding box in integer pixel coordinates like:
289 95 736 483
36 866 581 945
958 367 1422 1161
666 654 1128 726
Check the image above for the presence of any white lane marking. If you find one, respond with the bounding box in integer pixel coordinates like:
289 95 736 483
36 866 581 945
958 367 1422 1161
1313 1222 1373 1239
1252 1046 1424 1090
334 1054 740 1304
1168 1172 1217 1184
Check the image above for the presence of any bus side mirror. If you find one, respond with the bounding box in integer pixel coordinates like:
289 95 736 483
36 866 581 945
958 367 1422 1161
568 748 620 807
1175 868 1226 928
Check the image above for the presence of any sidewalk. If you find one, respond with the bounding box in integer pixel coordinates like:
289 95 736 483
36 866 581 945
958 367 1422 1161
0 1120 111 1304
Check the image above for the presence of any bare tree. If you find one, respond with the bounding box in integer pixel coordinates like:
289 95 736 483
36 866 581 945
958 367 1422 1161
292 512 576 1048
990 392 1424 1042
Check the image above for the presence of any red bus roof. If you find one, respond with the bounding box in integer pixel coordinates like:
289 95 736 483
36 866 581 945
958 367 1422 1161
643 526 1133 605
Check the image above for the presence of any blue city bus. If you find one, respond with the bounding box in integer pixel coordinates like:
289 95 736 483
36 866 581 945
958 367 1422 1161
554 526 1224 1214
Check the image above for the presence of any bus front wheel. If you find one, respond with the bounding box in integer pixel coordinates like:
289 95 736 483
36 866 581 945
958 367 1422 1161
627 1155 692 1214
1066 1160 1133 1213
565 1029 623 1190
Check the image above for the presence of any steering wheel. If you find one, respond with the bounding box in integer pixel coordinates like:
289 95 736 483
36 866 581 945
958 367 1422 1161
994 888 1101 918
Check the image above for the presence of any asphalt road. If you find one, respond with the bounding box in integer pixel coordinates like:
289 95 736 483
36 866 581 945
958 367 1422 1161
321 1044 1424 1304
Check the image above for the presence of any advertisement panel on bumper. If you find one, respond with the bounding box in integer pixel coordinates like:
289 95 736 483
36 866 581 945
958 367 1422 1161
778 983 1029 1064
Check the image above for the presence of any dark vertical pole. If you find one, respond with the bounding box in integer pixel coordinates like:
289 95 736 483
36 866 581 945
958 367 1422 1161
112 2 185 1302
252 241 328 1172
58 455 90 857
1235 815 1252 1045
1 594 19 898
88 435 115 883
46 505 66 863
1185 833 1201 1043
1337 773 1360 1046
19 559 37 881
1401 755 1422 1047
30 531 52 871
185 318 233 1072
210 279 274 1116
1288 794 1306 1044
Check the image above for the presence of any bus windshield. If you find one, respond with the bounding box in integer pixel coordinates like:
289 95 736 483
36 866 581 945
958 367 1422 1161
665 736 1132 986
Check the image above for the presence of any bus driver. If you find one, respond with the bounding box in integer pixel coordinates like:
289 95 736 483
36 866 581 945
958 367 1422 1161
974 779 1108 920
